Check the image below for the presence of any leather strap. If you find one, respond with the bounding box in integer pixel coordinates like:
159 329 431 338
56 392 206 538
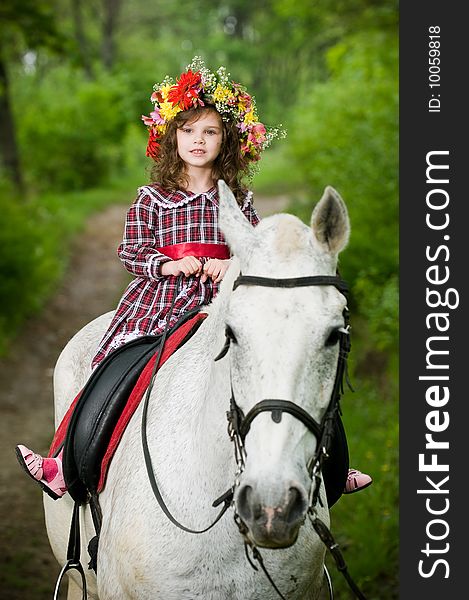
141 274 231 534
53 501 88 600
233 275 348 295
239 399 322 439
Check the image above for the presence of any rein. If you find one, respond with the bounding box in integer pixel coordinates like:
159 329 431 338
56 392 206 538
141 274 232 534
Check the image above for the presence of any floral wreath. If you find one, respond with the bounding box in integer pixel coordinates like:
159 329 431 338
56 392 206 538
142 56 286 165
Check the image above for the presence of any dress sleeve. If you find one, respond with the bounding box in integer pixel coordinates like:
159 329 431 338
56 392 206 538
117 192 172 279
241 192 261 227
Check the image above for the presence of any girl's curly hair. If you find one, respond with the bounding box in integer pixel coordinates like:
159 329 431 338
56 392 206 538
150 107 250 206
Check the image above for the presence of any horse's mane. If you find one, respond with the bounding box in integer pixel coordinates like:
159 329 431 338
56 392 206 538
203 256 240 331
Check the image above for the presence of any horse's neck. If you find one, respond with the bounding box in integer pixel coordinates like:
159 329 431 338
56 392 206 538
177 262 237 437
145 293 234 501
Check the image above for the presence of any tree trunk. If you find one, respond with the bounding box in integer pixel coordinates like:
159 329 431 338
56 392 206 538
101 0 121 71
0 53 23 192
71 0 94 80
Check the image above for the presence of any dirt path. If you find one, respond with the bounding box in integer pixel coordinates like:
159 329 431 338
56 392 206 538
0 194 289 599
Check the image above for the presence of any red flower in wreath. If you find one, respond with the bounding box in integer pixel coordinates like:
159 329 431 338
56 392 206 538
168 69 202 110
146 128 160 160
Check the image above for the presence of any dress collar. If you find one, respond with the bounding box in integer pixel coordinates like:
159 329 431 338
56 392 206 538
184 186 218 201
149 183 218 205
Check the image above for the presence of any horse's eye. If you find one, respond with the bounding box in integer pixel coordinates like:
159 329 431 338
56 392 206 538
226 326 237 344
325 329 341 347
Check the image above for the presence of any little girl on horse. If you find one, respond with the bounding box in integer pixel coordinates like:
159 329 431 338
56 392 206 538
16 57 371 501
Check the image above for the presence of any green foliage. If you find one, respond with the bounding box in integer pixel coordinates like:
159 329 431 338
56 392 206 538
290 29 398 276
0 0 66 56
0 192 61 353
0 171 143 355
287 28 398 353
251 145 305 195
14 68 135 191
328 369 399 599
354 272 399 353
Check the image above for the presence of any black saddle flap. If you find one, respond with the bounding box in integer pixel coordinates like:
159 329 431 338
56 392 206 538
62 307 204 504
63 335 161 503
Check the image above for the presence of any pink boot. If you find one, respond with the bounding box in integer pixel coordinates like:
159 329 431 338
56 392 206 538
344 468 373 494
15 445 67 500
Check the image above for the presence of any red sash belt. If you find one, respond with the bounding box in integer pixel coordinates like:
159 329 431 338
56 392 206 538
157 243 230 260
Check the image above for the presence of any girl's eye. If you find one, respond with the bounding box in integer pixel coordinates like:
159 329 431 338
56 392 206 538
206 130 216 135
325 329 341 347
182 127 192 133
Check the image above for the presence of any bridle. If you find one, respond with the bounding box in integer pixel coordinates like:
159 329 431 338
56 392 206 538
141 272 367 600
220 273 351 504
218 273 366 600
222 273 367 600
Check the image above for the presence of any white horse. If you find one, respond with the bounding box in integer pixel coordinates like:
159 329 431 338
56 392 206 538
44 181 351 599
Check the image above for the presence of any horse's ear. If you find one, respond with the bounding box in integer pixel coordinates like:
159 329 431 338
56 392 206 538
218 180 256 261
310 186 350 255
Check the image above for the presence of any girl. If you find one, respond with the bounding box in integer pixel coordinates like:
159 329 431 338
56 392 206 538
16 57 371 500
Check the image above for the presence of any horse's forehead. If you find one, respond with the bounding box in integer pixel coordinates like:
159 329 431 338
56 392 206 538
274 214 311 254
229 285 346 328
250 213 337 275
256 214 312 257
226 213 344 321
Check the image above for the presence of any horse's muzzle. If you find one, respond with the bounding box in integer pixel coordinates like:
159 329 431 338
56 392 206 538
236 483 308 548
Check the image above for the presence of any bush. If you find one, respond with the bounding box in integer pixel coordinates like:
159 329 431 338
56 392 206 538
0 193 62 353
287 29 398 352
0 169 144 355
15 68 135 191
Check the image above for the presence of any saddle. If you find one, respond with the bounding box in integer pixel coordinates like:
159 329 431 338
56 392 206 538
49 310 207 504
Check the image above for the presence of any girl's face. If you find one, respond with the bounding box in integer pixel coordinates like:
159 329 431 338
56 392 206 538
176 110 223 172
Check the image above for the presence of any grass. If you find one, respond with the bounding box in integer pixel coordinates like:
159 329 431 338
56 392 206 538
37 170 145 236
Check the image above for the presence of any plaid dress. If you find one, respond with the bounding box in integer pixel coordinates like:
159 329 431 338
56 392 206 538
91 184 260 368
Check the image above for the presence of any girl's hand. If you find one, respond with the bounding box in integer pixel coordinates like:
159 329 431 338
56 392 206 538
201 258 231 283
160 256 202 277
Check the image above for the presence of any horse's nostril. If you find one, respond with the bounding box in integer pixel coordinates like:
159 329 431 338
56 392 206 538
237 484 254 521
237 484 307 527
284 486 307 524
